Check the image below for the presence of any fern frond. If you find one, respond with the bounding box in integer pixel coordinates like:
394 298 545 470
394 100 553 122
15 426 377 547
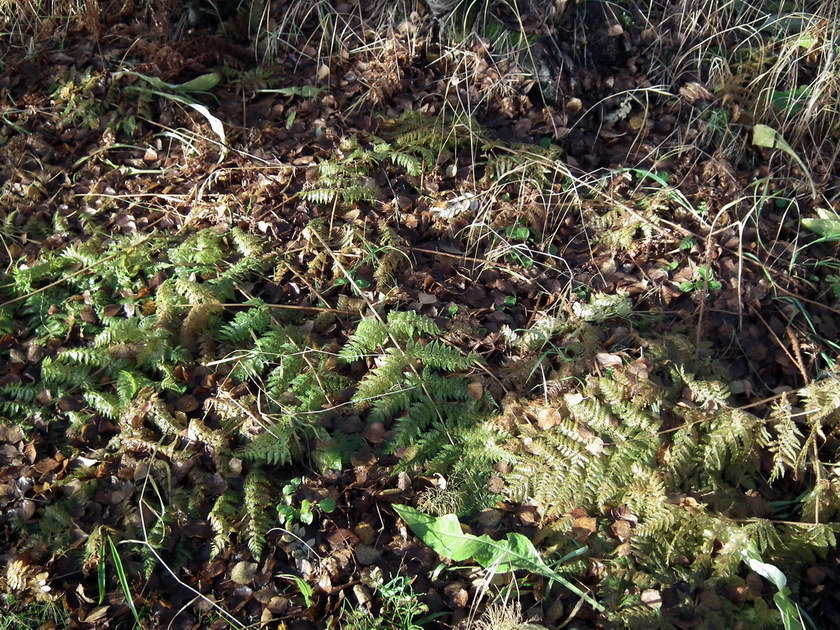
386 310 443 339
84 390 120 419
208 491 239 558
408 339 474 371
243 467 274 558
146 394 185 436
302 188 337 205
237 420 296 466
353 348 409 406
217 299 270 343
339 317 389 361
229 226 263 257
56 347 108 367
174 277 221 305
767 397 805 482
42 357 93 389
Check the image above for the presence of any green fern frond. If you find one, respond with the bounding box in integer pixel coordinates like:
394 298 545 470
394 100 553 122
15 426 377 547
146 394 185 436
217 299 270 343
0 382 41 404
84 390 120 419
409 339 475 371
42 357 94 389
169 229 225 266
387 310 443 339
174 277 221 305
301 188 337 205
229 226 264 257
339 317 389 361
209 491 239 558
353 348 409 405
243 467 274 559
237 420 296 466
767 397 805 482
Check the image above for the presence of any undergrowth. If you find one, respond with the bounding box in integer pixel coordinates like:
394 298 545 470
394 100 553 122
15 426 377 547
2 220 837 628
1 1 840 627
0 223 497 569
501 333 839 625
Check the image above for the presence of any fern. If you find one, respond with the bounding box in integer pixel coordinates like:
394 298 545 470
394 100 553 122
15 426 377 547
243 467 275 559
217 299 270 343
237 419 298 466
503 336 840 620
209 491 239 558
339 317 390 361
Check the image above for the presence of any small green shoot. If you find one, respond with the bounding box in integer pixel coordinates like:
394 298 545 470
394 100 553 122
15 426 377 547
277 478 337 526
97 540 106 604
277 573 315 607
342 566 441 630
680 265 722 294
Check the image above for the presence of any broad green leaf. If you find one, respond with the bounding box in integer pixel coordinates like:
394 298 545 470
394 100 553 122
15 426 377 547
176 73 220 93
742 542 806 630
752 125 816 198
318 498 337 513
393 505 483 562
115 70 219 94
393 504 602 610
801 208 840 241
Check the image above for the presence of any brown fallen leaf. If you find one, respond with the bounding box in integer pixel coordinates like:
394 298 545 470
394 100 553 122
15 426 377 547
571 516 597 542
230 561 258 585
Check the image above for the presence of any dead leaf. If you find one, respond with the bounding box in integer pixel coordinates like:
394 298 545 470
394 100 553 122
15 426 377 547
231 561 258 585
466 381 484 401
83 606 110 622
611 519 632 542
572 516 597 542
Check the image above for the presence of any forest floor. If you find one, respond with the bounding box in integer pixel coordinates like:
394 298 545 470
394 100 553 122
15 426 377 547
1 1 840 628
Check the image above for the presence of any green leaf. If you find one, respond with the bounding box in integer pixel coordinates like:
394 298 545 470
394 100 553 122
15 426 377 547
108 536 141 627
97 542 106 604
801 208 840 241
742 542 805 630
679 236 695 251
175 73 220 93
318 498 337 513
260 85 324 98
299 500 314 525
505 224 531 241
116 70 220 95
752 124 816 199
393 505 602 610
277 573 314 607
